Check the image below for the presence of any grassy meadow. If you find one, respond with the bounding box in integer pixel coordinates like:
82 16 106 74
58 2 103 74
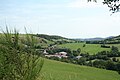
41 59 120 80
58 43 110 54
108 44 120 51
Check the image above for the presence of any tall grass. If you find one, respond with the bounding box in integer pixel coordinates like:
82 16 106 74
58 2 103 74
0 27 44 80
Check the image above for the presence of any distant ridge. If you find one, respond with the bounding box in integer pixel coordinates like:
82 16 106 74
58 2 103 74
34 34 120 43
75 37 105 41
103 35 120 44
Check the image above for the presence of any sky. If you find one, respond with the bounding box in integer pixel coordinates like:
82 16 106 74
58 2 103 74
0 0 120 38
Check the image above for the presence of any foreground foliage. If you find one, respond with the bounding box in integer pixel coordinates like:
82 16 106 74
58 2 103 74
0 28 44 80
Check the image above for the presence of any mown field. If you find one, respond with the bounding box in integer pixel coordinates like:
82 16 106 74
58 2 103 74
58 43 110 54
40 59 120 80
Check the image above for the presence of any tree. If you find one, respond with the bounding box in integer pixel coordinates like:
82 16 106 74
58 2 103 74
88 0 120 13
110 46 119 57
93 60 106 69
77 48 81 54
105 60 115 70
78 57 86 65
112 57 117 62
111 46 119 53
87 60 93 66
103 0 120 13
116 62 120 74
72 50 79 56
88 0 97 2
83 44 86 47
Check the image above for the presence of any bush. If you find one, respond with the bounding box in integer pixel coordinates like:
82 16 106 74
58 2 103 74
101 45 110 48
0 28 44 80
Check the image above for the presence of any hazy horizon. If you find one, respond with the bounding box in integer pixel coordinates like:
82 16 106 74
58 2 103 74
0 0 120 38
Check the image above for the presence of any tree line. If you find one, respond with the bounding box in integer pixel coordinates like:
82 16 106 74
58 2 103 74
45 46 120 74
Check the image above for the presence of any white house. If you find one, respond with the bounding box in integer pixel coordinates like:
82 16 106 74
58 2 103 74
43 49 49 54
45 51 68 59
76 56 82 59
58 52 67 56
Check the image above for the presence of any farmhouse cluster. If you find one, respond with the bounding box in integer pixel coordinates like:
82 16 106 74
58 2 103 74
43 50 68 59
43 49 82 59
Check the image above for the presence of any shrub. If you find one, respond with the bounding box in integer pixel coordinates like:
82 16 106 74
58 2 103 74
0 27 44 80
101 45 110 48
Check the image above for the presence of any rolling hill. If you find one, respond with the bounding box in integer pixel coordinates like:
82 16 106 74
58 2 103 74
86 35 120 44
32 34 112 54
34 34 76 45
1 31 120 80
41 59 120 80
104 35 120 44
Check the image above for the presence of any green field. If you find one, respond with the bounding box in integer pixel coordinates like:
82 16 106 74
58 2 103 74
41 59 120 80
108 44 120 51
58 43 110 54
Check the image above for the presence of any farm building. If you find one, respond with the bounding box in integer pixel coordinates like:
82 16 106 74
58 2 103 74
45 52 68 58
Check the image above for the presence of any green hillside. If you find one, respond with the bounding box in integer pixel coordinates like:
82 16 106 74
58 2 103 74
87 35 120 44
41 59 120 80
35 34 76 43
104 35 120 44
35 34 65 40
58 43 110 54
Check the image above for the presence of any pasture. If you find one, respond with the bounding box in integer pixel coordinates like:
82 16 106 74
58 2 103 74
58 43 110 54
41 59 120 80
